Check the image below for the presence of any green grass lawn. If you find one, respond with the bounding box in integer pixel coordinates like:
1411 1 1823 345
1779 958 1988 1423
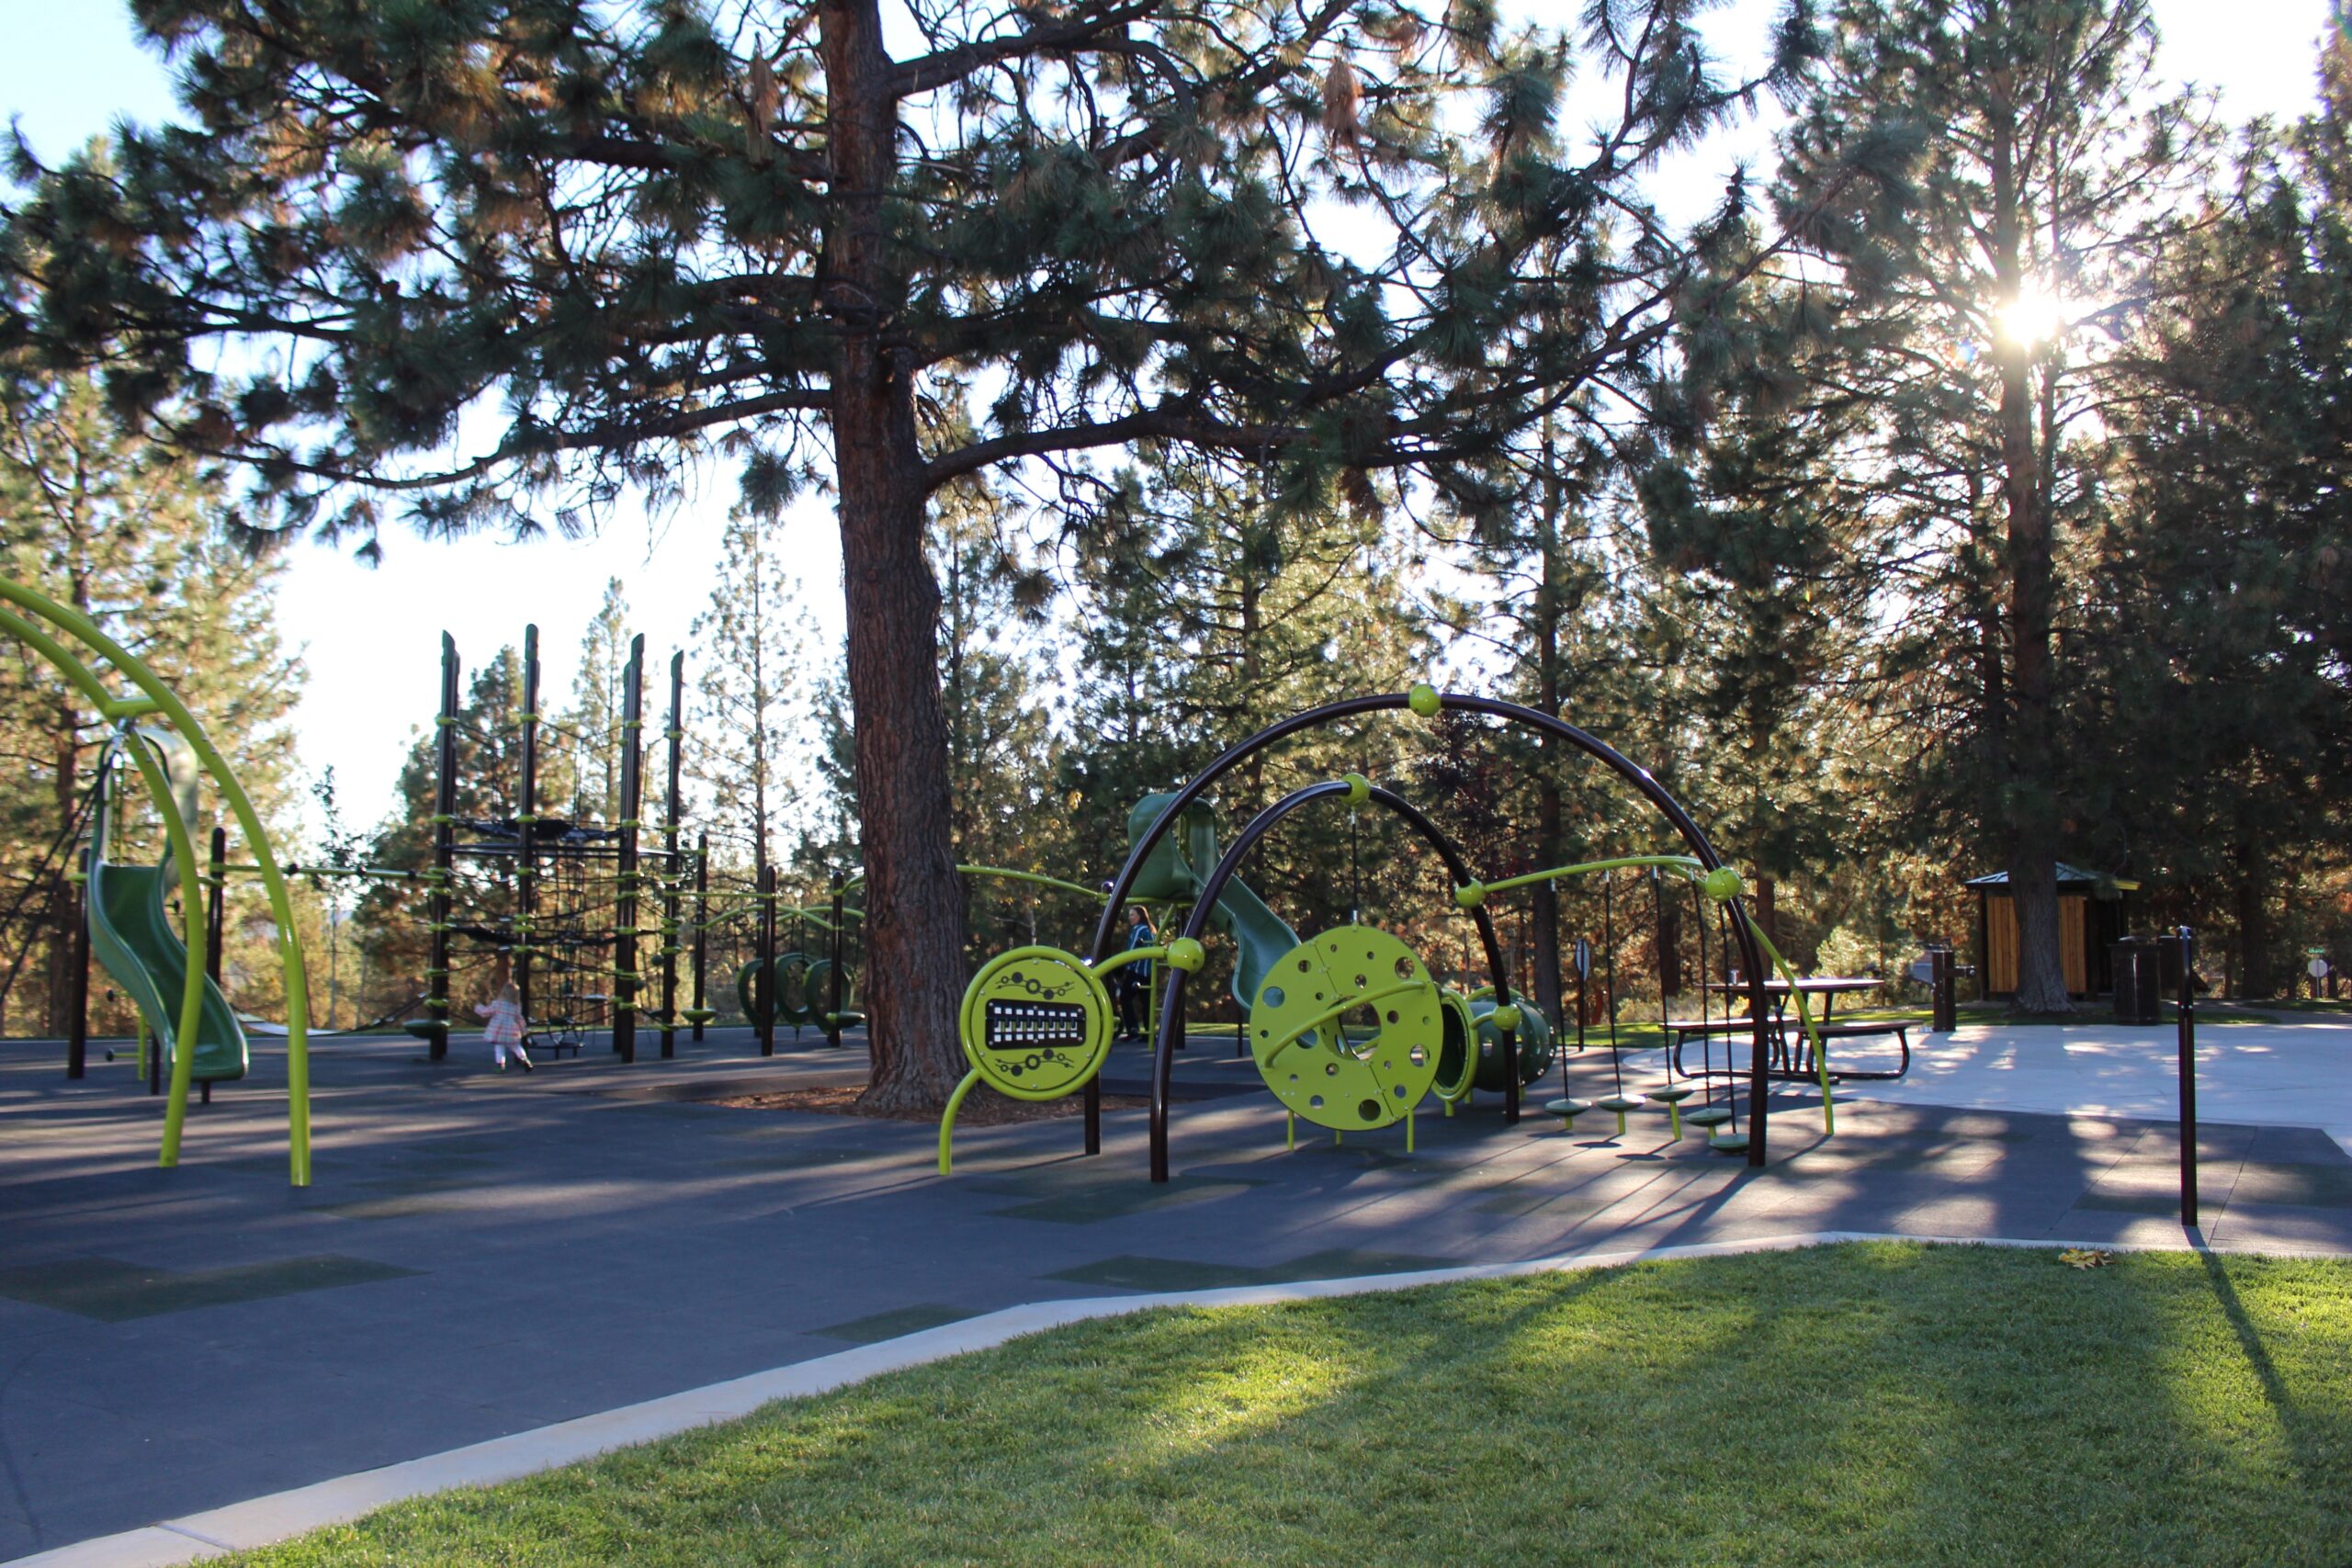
232 1243 2351 1566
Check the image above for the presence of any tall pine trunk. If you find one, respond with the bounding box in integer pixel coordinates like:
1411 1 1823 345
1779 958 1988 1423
2231 841 2275 999
1991 106 2070 1013
1528 434 1566 1029
825 0 968 1110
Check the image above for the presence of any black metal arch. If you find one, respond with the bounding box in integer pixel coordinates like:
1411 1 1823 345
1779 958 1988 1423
1147 778 1518 1181
1090 691 1776 1172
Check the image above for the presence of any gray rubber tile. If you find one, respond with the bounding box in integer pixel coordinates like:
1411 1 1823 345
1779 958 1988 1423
0 1254 418 1321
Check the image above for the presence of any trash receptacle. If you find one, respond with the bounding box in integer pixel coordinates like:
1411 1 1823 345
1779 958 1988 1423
2113 939 2161 1023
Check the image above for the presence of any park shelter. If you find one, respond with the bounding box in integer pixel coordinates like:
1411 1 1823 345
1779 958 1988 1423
1965 864 2139 998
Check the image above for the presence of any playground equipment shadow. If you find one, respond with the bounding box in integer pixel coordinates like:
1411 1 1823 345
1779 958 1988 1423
2 1026 2349 1562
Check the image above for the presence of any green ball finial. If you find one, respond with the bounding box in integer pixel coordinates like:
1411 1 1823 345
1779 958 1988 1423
1489 1003 1521 1032
1407 682 1442 718
1166 937 1206 973
1454 881 1487 909
1702 866 1744 903
1342 772 1372 805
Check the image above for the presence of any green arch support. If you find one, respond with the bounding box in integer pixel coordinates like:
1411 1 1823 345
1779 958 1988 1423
0 578 312 1186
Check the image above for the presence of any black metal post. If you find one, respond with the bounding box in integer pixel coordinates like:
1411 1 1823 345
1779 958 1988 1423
1930 945 1957 1032
827 874 845 1048
691 834 709 1043
613 635 644 1064
756 861 776 1057
2177 926 2198 1230
205 827 226 986
659 651 684 1058
516 625 540 1032
66 874 89 1079
425 633 459 1060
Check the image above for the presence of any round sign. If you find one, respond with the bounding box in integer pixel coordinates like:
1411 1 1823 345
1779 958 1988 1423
956 946 1114 1101
1249 927 1442 1131
2311 956 2332 980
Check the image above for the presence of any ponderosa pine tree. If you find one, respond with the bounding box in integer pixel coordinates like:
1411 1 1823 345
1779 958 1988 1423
0 366 298 1035
1702 0 2220 1010
4 0 1821 1104
564 578 634 829
689 511 814 878
2088 31 2352 994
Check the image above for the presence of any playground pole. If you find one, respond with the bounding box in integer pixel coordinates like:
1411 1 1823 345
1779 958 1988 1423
613 635 644 1065
205 827 226 985
691 834 708 1043
757 861 776 1056
659 651 684 1058
517 626 540 1035
2177 926 2199 1230
66 875 88 1079
827 874 844 1048
426 635 458 1060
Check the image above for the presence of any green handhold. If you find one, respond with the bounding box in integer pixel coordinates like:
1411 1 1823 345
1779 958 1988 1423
1702 866 1744 903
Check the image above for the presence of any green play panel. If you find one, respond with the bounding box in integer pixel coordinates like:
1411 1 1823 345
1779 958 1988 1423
811 1303 982 1344
1047 1248 1450 1292
0 1255 417 1322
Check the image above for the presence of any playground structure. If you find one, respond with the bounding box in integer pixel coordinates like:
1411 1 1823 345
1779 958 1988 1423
0 577 312 1185
407 626 695 1064
944 684 1833 1182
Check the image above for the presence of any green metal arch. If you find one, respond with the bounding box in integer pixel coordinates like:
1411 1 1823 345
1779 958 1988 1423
0 578 312 1186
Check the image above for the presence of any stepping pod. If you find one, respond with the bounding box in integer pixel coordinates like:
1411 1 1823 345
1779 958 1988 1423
1544 1097 1597 1133
1646 1084 1696 1138
1595 1095 1646 1137
1683 1104 1735 1140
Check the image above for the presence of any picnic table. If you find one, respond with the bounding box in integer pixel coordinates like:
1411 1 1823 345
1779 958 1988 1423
1671 976 1913 1083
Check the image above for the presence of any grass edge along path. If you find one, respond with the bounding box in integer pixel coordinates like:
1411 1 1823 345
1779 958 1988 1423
220 1239 2351 1567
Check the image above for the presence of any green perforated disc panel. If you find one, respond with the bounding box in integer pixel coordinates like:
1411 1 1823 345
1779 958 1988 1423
957 946 1114 1101
1250 927 1442 1131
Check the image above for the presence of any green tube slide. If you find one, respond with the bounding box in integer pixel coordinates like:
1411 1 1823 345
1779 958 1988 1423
1124 793 1301 1016
86 729 247 1084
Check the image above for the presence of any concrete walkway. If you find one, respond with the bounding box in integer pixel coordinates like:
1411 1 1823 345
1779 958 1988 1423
1852 1009 2352 1156
2 1019 2347 1562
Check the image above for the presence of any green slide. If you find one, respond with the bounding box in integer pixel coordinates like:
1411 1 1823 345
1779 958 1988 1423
85 730 247 1083
1124 794 1301 1013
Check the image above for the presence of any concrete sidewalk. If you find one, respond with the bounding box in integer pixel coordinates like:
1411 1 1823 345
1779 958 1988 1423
1851 1009 2352 1155
2 1021 2346 1562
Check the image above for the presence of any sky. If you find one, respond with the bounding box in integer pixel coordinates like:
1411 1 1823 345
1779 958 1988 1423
0 0 2338 840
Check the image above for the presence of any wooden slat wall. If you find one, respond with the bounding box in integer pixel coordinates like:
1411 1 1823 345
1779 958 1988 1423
1988 899 2018 994
2060 896 2087 993
1984 895 2089 996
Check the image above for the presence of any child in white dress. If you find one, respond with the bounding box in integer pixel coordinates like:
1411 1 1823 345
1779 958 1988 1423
474 965 532 1072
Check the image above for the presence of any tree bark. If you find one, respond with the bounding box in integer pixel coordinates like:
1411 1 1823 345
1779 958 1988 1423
2231 843 2276 999
44 731 77 1036
1528 418 1566 1028
824 0 970 1111
1991 102 2071 1013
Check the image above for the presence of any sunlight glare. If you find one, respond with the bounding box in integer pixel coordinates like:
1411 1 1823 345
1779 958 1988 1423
1996 281 2073 348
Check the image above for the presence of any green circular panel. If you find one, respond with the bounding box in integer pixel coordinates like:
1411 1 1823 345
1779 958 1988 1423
1471 997 1556 1090
774 952 819 1026
958 946 1114 1101
1250 927 1442 1131
1433 991 1477 1102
